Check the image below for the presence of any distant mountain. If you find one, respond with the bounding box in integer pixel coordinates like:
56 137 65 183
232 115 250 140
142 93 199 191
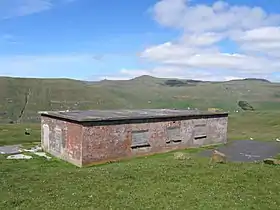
0 75 279 123
228 78 271 83
243 78 271 83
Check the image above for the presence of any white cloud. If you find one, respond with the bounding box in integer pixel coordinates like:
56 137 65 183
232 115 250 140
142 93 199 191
237 27 280 42
119 0 280 81
2 0 280 82
0 0 76 19
141 40 219 62
0 0 52 19
180 32 224 46
154 0 280 32
142 45 280 73
225 76 245 81
234 27 280 57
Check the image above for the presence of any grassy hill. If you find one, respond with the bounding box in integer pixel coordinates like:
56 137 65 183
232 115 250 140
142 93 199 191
2 76 280 210
0 76 279 123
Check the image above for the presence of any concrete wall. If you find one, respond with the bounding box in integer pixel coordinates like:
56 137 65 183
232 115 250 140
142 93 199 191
82 116 228 166
41 116 83 167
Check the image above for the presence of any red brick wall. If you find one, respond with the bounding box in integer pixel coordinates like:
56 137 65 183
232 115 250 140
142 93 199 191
41 115 228 167
41 116 83 167
81 116 228 166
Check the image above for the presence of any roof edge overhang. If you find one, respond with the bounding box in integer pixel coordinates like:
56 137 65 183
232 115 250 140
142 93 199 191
39 110 229 126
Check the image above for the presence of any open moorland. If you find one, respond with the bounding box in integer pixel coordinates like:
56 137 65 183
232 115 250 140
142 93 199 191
0 76 279 123
1 76 280 209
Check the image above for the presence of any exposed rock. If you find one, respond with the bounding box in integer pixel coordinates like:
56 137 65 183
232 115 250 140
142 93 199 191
238 100 254 111
7 154 33 160
34 152 51 160
209 150 227 164
263 158 280 165
23 145 42 153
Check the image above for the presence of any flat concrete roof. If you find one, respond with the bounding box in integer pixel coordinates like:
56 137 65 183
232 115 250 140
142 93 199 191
39 109 228 123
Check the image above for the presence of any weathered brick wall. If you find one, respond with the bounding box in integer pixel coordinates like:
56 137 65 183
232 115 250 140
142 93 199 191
82 116 228 166
82 124 130 165
203 117 228 145
41 116 83 167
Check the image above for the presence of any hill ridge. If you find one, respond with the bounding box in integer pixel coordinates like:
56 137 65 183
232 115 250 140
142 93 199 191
0 76 278 123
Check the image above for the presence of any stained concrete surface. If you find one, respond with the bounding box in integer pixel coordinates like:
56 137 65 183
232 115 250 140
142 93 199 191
199 140 280 162
0 144 22 155
40 109 228 122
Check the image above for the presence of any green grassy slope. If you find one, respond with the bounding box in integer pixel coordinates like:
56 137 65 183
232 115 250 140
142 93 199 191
0 76 279 123
2 146 280 210
2 76 280 210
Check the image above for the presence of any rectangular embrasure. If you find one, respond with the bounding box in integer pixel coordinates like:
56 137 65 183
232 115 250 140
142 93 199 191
131 130 150 149
194 123 207 140
166 127 182 144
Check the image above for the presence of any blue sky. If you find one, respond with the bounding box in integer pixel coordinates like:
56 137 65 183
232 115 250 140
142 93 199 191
1 0 280 81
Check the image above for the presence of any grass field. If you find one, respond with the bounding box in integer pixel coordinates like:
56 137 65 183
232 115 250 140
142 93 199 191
1 76 280 209
0 123 40 146
1 111 280 209
2 150 280 210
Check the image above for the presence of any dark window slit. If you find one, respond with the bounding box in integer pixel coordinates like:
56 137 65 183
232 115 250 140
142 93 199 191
194 135 207 140
166 139 182 144
194 124 206 127
131 144 151 149
172 139 182 143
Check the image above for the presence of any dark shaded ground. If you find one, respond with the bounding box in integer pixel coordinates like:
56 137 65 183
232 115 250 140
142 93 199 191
0 144 21 154
199 140 280 162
